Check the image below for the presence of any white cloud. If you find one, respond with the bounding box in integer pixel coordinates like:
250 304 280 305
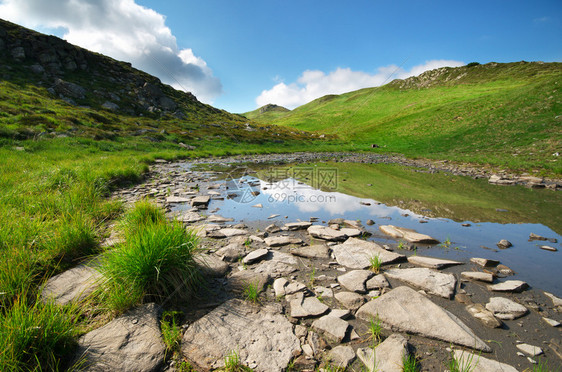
256 60 465 109
0 0 222 103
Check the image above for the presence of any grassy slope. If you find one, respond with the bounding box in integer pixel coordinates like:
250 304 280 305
242 104 291 121
255 62 562 175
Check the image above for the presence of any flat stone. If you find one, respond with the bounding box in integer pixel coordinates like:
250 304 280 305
407 255 462 269
314 286 334 298
182 299 300 371
461 271 494 283
215 243 245 262
485 297 528 320
357 334 409 372
290 295 329 318
228 271 270 293
191 195 210 207
206 214 234 223
285 221 313 230
340 227 363 237
337 270 373 293
334 291 366 310
453 350 518 372
208 228 248 238
466 304 503 328
243 248 269 264
542 317 560 327
166 196 192 203
540 245 558 252
470 257 499 267
488 280 528 293
175 211 205 223
76 303 165 372
365 274 390 290
544 291 562 307
311 315 350 343
384 268 456 299
273 278 288 297
194 254 229 277
308 225 348 241
329 308 351 319
253 260 297 278
331 237 405 269
290 245 331 259
516 343 543 357
327 345 356 368
264 236 303 247
379 225 439 244
285 281 307 295
41 265 102 305
357 286 491 351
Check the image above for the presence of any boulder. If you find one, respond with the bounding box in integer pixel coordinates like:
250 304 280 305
452 350 518 372
384 268 456 299
75 303 166 372
356 286 491 351
337 270 373 293
41 265 102 305
496 239 512 249
357 334 409 372
485 297 528 320
379 225 439 244
182 299 300 371
331 237 405 269
407 255 462 269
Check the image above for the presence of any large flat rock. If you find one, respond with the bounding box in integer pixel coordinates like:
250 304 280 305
337 270 373 293
453 350 518 372
285 221 313 230
41 265 102 305
407 255 462 269
311 315 350 343
207 228 248 238
290 245 331 259
264 236 303 247
356 286 491 351
488 280 528 293
75 303 166 372
290 295 329 318
384 267 456 299
331 237 405 269
182 299 300 371
357 334 409 372
194 253 229 277
307 225 348 241
379 225 439 244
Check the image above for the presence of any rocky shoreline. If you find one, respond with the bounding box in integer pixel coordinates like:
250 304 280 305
41 156 561 371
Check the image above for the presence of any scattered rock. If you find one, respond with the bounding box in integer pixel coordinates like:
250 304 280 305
191 195 211 207
357 334 409 372
311 315 350 343
544 291 562 310
326 345 356 369
242 248 269 264
328 308 351 319
228 271 270 293
485 297 528 320
166 196 192 203
208 228 248 238
194 254 229 277
273 278 289 297
379 225 439 244
215 243 245 262
285 221 313 230
385 268 457 299
337 270 373 293
470 257 499 267
496 264 514 276
452 350 518 372
206 214 234 223
289 245 331 259
461 271 494 283
335 291 366 310
488 280 528 293
331 237 405 269
496 239 512 249
41 265 102 305
542 317 560 327
540 245 558 252
264 236 303 247
308 225 348 241
357 286 491 351
365 274 390 290
529 233 557 243
466 304 503 328
182 299 300 371
290 295 330 318
516 343 544 357
407 255 462 269
76 303 166 372
176 211 205 223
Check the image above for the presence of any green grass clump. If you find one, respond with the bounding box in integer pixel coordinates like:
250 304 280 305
220 350 253 372
160 310 183 354
369 254 382 273
448 350 478 372
368 316 383 346
100 202 201 312
0 295 80 371
117 199 167 236
402 354 420 372
243 281 262 304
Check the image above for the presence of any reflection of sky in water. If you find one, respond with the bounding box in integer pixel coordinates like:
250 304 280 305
177 175 562 296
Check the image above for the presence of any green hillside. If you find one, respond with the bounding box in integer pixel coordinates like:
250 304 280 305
255 62 562 174
243 103 291 121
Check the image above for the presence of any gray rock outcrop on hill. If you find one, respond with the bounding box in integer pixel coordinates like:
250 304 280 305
357 286 491 351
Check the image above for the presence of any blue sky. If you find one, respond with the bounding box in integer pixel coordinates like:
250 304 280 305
1 0 560 113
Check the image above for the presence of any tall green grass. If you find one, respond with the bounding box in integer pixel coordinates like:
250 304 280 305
100 201 201 312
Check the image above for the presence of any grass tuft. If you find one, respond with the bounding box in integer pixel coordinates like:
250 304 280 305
402 353 420 372
369 254 382 273
243 281 261 304
448 350 478 372
368 315 383 346
161 310 183 354
220 350 253 372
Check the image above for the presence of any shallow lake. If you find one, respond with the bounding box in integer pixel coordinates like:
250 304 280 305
180 161 562 295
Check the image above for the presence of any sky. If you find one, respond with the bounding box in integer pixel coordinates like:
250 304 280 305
0 0 561 113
